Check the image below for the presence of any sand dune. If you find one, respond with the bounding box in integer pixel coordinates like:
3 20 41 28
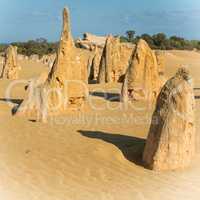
0 50 200 200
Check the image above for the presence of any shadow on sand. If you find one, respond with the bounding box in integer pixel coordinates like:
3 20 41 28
78 130 145 166
193 88 200 99
89 91 120 102
0 98 23 115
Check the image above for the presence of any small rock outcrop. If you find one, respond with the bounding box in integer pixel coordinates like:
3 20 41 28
98 35 134 83
17 7 89 122
17 54 27 61
143 68 195 171
76 33 107 50
121 39 161 103
155 50 165 76
41 54 56 69
155 50 167 87
29 54 40 62
1 45 21 79
0 56 4 74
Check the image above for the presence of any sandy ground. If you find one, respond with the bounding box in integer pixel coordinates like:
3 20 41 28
0 50 200 200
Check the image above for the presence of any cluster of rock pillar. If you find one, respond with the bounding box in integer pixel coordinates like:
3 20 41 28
97 35 134 83
1 45 20 79
17 7 89 122
121 39 162 103
120 39 195 170
13 7 195 170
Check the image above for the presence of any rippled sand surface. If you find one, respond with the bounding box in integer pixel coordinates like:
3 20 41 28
0 50 200 200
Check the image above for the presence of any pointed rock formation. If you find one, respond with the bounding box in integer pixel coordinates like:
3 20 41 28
155 50 165 76
155 50 167 87
143 68 195 171
121 39 161 103
1 45 21 79
98 36 120 83
88 46 102 82
98 35 133 83
17 7 89 121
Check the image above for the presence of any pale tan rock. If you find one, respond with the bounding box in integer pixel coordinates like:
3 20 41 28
88 46 103 81
17 7 89 121
155 50 165 75
41 54 56 69
76 33 104 82
98 35 134 83
29 54 40 62
1 45 21 79
83 33 107 46
121 39 161 102
143 68 195 171
17 54 26 61
155 50 167 87
76 33 107 50
0 56 4 73
118 42 136 82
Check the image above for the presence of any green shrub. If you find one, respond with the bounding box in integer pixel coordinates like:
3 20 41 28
120 31 200 51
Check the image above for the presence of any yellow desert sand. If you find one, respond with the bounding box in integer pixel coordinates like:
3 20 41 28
0 49 200 199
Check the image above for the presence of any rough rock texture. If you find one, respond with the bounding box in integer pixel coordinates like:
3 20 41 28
88 46 103 81
155 50 167 87
17 8 90 121
0 56 4 74
155 50 165 75
1 45 21 79
143 68 195 171
98 35 134 83
76 33 105 82
121 39 161 102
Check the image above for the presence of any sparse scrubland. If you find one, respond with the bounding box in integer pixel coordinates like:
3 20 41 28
1 32 200 58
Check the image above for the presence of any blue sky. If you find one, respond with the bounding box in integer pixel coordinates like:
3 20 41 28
1 0 200 43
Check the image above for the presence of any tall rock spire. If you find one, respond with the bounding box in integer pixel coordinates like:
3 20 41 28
17 7 90 122
61 7 74 46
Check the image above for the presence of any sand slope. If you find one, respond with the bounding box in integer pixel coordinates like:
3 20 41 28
0 51 200 200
